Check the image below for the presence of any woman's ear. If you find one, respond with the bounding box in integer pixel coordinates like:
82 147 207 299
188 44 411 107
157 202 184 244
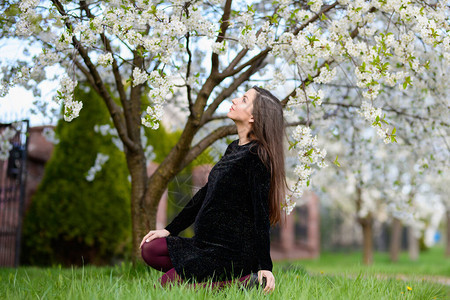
249 115 254 123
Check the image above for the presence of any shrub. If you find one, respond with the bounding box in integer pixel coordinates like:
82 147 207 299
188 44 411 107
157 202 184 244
21 87 131 266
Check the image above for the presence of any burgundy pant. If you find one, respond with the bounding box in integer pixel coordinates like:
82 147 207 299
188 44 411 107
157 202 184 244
141 237 251 288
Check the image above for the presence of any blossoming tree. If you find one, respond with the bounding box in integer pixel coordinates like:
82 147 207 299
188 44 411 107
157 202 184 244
312 118 446 264
1 0 448 261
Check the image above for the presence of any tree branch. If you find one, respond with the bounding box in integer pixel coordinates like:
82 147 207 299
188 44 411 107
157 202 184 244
81 0 142 151
181 124 236 169
223 48 249 74
185 33 194 115
322 101 450 127
129 49 145 142
79 1 127 104
293 2 339 35
51 0 138 152
222 49 270 78
71 57 101 94
211 0 233 74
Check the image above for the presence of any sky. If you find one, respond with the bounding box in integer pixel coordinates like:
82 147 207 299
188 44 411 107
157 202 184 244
0 39 61 126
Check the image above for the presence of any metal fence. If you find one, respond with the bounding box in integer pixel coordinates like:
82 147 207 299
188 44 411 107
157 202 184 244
0 120 29 267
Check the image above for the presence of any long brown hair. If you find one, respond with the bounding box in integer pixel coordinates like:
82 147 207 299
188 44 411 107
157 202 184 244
248 86 287 225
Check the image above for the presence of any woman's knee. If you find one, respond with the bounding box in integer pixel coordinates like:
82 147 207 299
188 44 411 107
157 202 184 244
141 238 167 266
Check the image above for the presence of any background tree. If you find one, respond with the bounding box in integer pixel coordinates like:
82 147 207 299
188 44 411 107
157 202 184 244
312 113 446 264
1 0 448 262
21 86 131 266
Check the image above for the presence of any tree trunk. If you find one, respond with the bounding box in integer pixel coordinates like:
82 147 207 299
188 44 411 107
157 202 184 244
360 216 373 265
446 209 450 257
127 150 150 264
408 226 419 261
389 218 402 262
355 185 373 265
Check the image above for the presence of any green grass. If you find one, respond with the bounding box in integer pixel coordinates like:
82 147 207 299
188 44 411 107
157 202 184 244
1 248 449 299
289 247 450 277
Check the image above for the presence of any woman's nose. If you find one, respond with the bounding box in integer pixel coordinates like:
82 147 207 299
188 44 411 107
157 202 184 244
232 98 237 104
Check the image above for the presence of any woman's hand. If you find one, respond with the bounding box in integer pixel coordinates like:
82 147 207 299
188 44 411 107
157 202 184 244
139 229 170 249
258 270 275 293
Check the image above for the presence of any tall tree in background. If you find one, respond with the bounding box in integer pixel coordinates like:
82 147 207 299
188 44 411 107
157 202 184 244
1 0 448 261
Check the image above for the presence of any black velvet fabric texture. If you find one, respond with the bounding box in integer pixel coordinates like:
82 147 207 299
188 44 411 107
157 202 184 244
165 139 272 282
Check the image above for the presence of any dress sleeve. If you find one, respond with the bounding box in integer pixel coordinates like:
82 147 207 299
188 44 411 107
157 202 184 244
248 155 273 271
164 183 208 236
165 140 236 236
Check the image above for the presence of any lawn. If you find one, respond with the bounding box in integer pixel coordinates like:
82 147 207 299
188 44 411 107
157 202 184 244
1 248 448 299
289 246 450 277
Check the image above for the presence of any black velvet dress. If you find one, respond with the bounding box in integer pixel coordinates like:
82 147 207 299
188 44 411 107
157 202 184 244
165 139 272 282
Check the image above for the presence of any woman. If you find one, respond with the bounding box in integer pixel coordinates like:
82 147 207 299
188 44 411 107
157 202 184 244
140 86 286 293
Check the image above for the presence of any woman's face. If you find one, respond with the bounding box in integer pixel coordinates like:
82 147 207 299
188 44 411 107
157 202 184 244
227 89 256 124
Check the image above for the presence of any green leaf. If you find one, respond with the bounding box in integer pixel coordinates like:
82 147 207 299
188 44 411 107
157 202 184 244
391 135 397 143
288 141 297 151
334 155 341 167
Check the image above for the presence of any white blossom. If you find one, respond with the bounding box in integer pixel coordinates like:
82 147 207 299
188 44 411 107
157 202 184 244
55 31 73 51
309 0 323 13
295 10 311 23
357 101 394 144
98 53 114 67
19 0 40 12
211 41 227 55
0 127 17 160
142 104 164 129
285 125 327 214
64 100 83 122
289 86 324 106
148 71 174 104
0 82 9 97
16 18 33 36
256 21 275 49
86 153 109 182
265 70 285 89
56 76 77 99
37 51 60 67
132 68 148 86
238 28 256 49
357 101 382 123
42 127 59 144
94 124 117 137
283 195 297 215
314 67 337 84
53 76 81 122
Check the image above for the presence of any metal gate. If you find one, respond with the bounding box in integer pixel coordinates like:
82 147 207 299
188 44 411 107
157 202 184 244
0 120 29 267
